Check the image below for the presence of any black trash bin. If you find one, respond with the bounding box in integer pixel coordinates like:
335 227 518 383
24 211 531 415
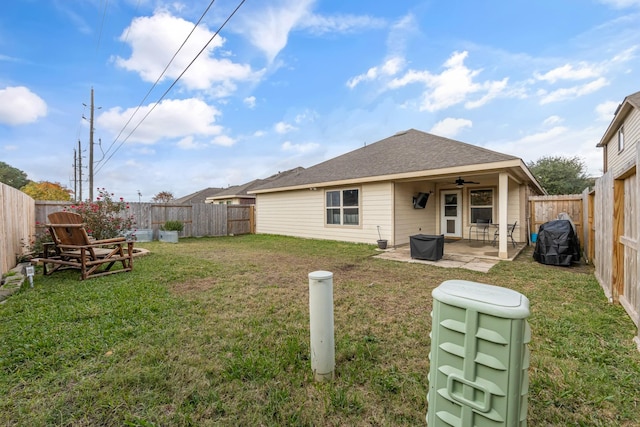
410 234 444 261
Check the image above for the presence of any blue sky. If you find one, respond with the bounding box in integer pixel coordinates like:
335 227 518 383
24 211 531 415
1 0 640 201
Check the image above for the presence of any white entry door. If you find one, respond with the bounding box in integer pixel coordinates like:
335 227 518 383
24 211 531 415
441 190 462 238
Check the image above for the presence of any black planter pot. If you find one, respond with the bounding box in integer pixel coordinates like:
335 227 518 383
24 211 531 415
377 239 388 249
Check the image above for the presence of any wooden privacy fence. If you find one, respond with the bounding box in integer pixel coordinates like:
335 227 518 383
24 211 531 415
594 159 639 337
529 194 587 255
35 202 255 238
0 183 35 276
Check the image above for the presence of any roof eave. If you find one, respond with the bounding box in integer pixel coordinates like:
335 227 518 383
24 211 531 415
597 100 634 147
251 159 530 194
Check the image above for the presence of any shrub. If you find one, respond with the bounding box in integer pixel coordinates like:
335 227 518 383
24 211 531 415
161 220 184 232
66 188 136 240
20 225 53 259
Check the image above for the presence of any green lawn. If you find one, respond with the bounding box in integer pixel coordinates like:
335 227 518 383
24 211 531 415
1 235 638 426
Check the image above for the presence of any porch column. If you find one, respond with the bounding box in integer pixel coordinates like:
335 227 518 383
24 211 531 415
498 172 509 259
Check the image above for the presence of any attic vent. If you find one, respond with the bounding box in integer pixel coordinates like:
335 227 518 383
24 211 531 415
394 130 409 137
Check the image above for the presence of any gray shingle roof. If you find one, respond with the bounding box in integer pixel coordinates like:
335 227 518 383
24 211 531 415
627 90 640 109
174 187 224 204
210 167 307 198
255 129 518 191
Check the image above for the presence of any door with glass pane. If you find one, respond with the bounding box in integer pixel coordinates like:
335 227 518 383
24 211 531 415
440 190 462 237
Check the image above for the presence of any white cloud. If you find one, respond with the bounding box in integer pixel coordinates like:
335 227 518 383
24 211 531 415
596 0 640 8
0 86 47 125
274 121 297 134
543 115 564 126
239 0 315 63
299 12 386 35
97 98 223 144
347 56 405 89
387 51 509 112
386 14 418 55
244 96 256 108
294 110 318 123
538 77 609 104
534 63 601 83
430 118 472 138
282 141 319 153
114 11 260 95
177 136 205 150
595 100 619 121
239 0 385 62
212 134 236 147
515 126 569 144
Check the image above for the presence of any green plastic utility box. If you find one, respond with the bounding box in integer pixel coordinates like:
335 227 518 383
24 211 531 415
427 280 531 426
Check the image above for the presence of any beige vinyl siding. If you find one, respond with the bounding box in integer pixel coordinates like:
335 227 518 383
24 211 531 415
256 190 325 239
607 108 640 176
507 180 523 242
394 181 437 245
255 182 394 245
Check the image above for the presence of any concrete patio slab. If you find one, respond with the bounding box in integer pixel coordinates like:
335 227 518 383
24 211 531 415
374 240 527 273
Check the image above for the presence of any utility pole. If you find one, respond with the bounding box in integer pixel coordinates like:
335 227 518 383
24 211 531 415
73 148 77 202
78 139 83 201
89 87 95 201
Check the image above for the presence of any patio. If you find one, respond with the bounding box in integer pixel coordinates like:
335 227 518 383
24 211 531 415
374 239 528 273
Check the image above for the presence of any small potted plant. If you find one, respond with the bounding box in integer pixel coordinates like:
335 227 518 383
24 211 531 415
376 225 388 250
159 220 183 243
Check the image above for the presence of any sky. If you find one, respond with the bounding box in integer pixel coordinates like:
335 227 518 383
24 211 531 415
1 0 640 202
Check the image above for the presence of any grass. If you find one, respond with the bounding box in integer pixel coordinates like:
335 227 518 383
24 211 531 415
1 234 639 426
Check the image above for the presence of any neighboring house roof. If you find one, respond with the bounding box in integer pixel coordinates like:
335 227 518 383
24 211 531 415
597 90 640 147
174 187 224 204
209 180 261 200
207 167 306 201
252 129 527 192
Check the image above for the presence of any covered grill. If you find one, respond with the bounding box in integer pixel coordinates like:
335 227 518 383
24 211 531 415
533 219 580 266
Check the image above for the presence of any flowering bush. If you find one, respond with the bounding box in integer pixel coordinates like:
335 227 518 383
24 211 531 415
20 225 53 260
66 188 136 240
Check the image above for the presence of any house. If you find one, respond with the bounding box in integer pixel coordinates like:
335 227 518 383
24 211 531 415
174 187 224 204
594 90 639 348
251 129 544 259
206 181 260 205
206 167 305 205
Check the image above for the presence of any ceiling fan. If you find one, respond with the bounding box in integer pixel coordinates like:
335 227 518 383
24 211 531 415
453 176 480 187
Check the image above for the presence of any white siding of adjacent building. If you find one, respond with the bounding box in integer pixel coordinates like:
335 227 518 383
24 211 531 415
606 108 640 176
255 182 395 245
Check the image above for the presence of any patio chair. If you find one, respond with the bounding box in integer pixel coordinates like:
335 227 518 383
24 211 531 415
492 221 518 247
469 218 492 243
40 212 134 280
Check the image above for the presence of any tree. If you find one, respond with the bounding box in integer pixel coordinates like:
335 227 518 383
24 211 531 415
152 191 175 203
21 181 73 201
527 156 595 195
0 161 30 189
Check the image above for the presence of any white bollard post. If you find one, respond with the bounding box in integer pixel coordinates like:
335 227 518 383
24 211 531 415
308 270 335 382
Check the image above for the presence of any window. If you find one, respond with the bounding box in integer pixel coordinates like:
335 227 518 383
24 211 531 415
469 189 493 223
326 189 359 226
618 126 624 152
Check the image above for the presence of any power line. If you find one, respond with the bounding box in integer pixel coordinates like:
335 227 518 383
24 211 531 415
96 0 247 175
98 0 219 165
96 0 110 51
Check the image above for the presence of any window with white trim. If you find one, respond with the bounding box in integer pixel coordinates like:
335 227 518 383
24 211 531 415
326 189 359 226
469 189 493 223
618 126 624 152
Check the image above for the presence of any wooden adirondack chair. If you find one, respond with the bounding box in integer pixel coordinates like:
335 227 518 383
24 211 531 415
41 212 134 280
